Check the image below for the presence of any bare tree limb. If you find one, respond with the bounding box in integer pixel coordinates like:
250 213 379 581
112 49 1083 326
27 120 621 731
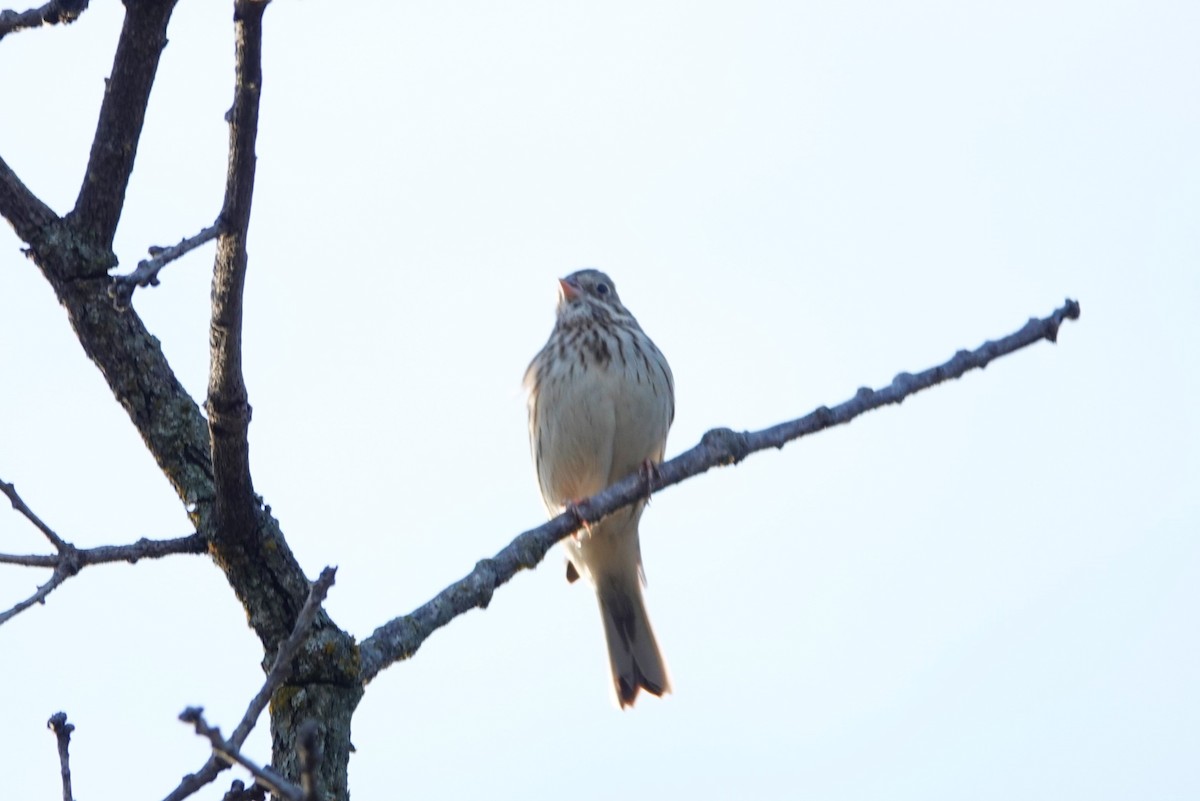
229 567 335 748
0 153 57 243
207 0 266 550
0 560 77 626
69 0 178 250
169 18 355 772
110 219 224 309
0 552 61 568
162 567 335 801
2 5 239 629
0 0 310 662
6 18 355 797
358 298 1082 681
0 534 205 568
46 712 75 801
3 0 311 655
179 708 304 801
163 752 224 800
2 479 69 550
0 0 87 41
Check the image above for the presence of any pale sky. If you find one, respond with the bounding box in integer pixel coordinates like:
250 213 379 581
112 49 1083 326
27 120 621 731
2 2 1197 800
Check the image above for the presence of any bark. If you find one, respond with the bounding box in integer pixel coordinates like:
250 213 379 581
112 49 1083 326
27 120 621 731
3 2 363 797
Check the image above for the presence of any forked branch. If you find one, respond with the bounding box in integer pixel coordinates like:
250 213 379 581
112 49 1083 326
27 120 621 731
0 478 205 626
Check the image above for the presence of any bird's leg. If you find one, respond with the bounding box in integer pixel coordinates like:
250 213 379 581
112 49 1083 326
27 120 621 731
564 499 591 540
562 499 588 584
637 458 661 504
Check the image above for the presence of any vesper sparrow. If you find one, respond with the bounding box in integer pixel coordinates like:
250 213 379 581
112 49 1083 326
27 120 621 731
525 269 674 708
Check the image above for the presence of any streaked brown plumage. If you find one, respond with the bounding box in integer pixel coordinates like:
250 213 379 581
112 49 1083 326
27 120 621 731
525 269 674 708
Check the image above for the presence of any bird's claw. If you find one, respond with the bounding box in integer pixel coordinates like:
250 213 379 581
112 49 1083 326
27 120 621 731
637 458 661 503
564 499 591 540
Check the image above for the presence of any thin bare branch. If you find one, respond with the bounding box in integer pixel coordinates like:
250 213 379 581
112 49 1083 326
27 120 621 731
1 475 205 625
0 0 87 41
179 708 303 801
230 567 336 748
64 533 194 564
162 567 335 801
0 534 205 568
0 478 80 625
0 552 58 567
161 757 225 801
359 298 1082 681
206 0 266 555
1 479 69 549
0 560 77 626
110 219 223 309
46 712 75 801
70 0 178 249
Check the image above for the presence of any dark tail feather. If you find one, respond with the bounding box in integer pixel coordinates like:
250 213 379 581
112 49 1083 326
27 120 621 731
597 579 670 708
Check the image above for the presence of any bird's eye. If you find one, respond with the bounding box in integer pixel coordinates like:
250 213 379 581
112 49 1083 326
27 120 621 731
595 282 610 296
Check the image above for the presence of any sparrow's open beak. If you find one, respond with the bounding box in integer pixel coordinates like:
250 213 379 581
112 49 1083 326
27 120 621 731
558 277 580 301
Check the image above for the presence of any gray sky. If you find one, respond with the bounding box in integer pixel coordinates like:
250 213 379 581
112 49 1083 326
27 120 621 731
2 2 1197 799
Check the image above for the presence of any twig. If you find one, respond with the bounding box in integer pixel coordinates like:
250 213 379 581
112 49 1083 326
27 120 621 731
178 708 303 801
1 479 81 626
0 534 206 568
162 567 335 801
161 757 225 801
110 219 223 308
0 0 88 41
358 298 1082 681
0 561 76 626
229 567 336 747
46 712 75 801
1 476 205 626
2 479 69 550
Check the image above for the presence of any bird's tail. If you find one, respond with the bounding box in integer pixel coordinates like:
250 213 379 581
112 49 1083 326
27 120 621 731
596 575 670 708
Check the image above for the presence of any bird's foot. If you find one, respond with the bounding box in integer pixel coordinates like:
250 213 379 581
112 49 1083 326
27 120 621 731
564 499 591 540
637 459 661 503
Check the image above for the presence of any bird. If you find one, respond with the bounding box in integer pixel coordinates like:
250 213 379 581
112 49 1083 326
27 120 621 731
524 269 675 708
